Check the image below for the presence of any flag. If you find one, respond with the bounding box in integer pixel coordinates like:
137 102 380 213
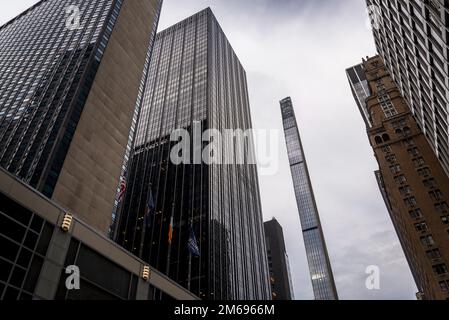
143 188 155 228
168 216 174 245
118 175 127 202
187 227 200 257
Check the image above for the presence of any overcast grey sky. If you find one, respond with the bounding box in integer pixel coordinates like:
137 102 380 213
0 0 417 300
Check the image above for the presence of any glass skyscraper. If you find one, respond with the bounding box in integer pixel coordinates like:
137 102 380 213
115 8 271 300
280 97 338 300
0 0 162 234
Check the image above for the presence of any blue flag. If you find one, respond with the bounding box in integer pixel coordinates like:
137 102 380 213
187 227 200 257
144 188 155 228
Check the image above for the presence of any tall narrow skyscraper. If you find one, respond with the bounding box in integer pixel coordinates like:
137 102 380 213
116 8 271 300
347 56 449 300
280 97 338 300
0 0 162 234
366 0 449 175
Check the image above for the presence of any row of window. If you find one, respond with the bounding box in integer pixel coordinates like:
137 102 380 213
383 141 449 284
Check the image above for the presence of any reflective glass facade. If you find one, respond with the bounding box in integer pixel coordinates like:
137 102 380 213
0 166 198 301
280 97 338 300
0 192 53 300
346 63 372 127
0 0 121 196
116 8 270 300
367 0 449 174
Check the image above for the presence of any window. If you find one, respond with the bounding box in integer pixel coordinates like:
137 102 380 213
403 138 415 147
413 157 426 167
427 249 441 260
441 216 449 224
399 186 413 196
408 147 420 157
403 126 412 136
409 209 423 219
423 178 436 188
433 264 448 276
386 155 397 163
392 118 407 128
429 190 444 201
414 222 428 232
394 175 407 185
381 145 392 153
382 134 391 142
375 136 383 144
418 168 431 177
378 94 390 103
439 280 449 292
381 101 398 118
420 235 435 246
390 164 402 174
404 197 417 207
435 202 449 214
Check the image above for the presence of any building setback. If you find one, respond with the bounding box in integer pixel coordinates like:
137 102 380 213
366 0 449 175
0 0 162 234
280 97 338 300
264 218 294 300
115 8 271 300
347 55 449 300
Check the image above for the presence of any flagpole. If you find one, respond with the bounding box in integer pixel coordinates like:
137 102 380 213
138 217 146 259
139 184 153 259
165 204 175 276
187 219 192 291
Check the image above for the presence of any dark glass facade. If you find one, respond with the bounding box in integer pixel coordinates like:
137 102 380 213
116 8 271 300
0 192 52 300
280 97 338 300
347 64 372 128
0 166 198 301
264 218 294 300
0 0 122 196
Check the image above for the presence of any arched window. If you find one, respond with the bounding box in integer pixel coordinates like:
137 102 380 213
404 126 411 136
382 134 391 142
395 128 403 135
375 136 383 144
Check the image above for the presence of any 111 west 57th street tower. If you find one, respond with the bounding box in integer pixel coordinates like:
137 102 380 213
115 8 271 300
280 97 338 300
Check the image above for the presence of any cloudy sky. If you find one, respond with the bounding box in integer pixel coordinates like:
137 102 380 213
1 0 417 300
